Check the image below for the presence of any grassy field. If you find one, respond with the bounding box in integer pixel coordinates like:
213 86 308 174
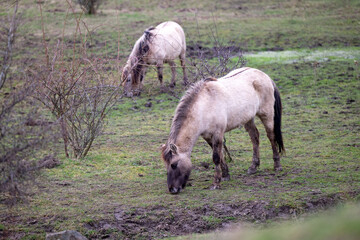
0 0 359 239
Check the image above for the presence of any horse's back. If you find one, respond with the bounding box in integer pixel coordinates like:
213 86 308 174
220 67 273 87
219 68 275 102
206 68 276 130
156 21 185 36
149 21 186 60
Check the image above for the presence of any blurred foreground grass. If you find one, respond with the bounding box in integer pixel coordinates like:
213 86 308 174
173 202 360 240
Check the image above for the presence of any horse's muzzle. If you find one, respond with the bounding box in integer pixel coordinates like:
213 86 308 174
124 91 133 98
169 187 181 194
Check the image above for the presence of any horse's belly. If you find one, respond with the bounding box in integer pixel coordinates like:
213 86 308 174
225 96 259 129
225 112 254 132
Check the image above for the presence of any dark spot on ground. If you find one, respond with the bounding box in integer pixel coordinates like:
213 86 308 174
346 99 355 104
201 162 210 169
145 102 152 108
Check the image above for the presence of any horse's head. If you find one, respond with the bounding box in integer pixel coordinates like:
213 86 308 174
161 143 192 194
121 60 143 97
121 64 133 97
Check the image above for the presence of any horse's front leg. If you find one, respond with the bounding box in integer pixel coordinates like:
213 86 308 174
204 137 230 181
210 137 227 190
140 66 147 84
168 60 177 88
136 66 147 95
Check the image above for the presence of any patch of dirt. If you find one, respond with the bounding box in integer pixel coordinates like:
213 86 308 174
82 190 359 239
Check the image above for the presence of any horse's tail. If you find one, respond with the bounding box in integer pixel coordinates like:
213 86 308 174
274 86 285 155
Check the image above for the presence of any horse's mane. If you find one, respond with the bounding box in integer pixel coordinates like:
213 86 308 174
162 78 217 163
129 27 156 84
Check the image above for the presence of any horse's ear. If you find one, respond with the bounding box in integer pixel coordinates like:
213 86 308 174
161 144 171 164
170 143 178 155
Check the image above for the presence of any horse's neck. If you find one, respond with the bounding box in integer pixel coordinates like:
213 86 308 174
128 38 142 63
174 117 202 156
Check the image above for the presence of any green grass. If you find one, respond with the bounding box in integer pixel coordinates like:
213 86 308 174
10 0 360 57
1 0 359 239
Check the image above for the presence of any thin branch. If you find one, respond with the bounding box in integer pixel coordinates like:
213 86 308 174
0 0 19 90
39 2 49 68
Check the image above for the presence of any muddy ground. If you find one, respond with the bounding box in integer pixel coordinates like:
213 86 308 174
84 190 359 239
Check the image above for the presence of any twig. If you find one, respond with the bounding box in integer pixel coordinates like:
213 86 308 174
0 0 19 90
39 2 49 68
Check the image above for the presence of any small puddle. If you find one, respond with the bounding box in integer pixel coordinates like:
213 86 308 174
244 47 360 64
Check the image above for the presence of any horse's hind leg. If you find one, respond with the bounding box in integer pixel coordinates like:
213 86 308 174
260 116 282 172
204 137 230 181
168 60 177 88
179 53 188 85
244 119 260 175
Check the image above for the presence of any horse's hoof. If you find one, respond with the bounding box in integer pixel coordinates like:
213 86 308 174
222 175 230 181
125 92 133 98
274 166 283 172
133 90 141 96
247 167 257 175
160 87 167 93
210 184 220 190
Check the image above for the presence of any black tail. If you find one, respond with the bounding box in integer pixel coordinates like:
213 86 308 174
274 87 285 155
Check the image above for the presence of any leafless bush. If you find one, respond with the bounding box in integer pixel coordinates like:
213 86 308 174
187 44 245 81
74 0 102 14
34 2 121 159
186 19 246 82
0 0 59 205
33 55 120 158
0 78 58 205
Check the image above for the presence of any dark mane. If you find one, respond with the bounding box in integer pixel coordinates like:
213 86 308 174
162 80 208 163
131 27 155 84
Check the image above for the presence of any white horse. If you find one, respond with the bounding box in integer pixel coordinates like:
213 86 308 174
162 67 285 194
122 21 188 96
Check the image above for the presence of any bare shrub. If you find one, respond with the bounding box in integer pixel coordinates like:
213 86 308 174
74 0 102 14
0 0 58 205
33 55 120 158
0 78 58 205
186 19 246 82
34 2 121 159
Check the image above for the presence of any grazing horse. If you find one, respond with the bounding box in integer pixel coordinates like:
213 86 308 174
161 67 285 194
121 21 188 97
